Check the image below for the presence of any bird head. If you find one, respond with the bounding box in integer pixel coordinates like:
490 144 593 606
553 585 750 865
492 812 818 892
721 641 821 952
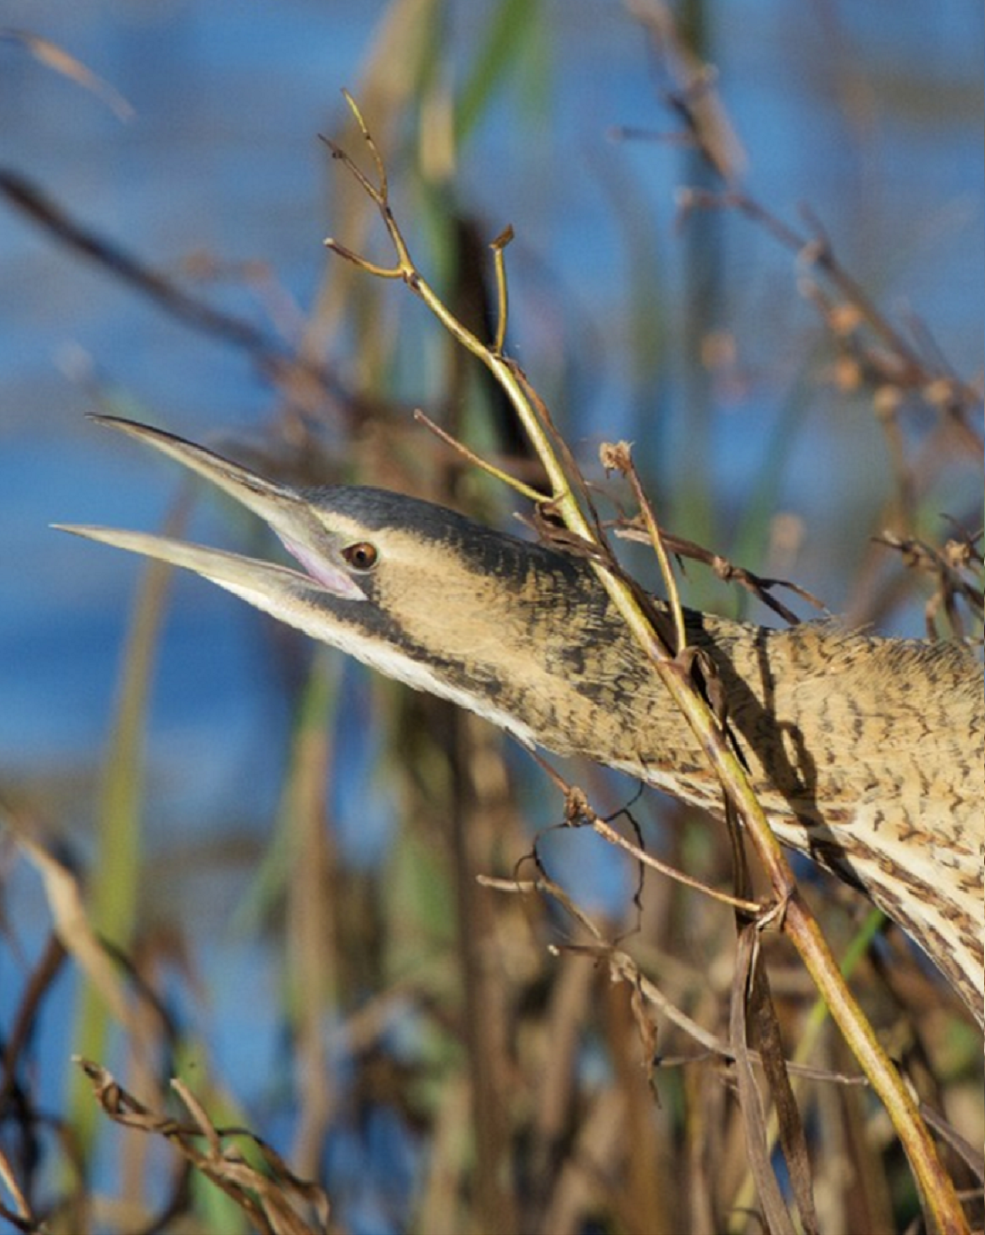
56 417 590 746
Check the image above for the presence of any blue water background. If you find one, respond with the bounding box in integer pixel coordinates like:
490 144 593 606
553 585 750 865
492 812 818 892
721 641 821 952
4 2 982 770
1 1 982 1226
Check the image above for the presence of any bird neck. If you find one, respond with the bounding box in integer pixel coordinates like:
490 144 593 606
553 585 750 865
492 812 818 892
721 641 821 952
407 557 984 1025
362 532 982 1024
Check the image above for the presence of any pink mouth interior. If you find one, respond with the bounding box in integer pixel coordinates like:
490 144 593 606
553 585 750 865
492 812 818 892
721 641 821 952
279 535 365 600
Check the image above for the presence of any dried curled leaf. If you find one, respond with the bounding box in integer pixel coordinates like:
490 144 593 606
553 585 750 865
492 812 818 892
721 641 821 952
75 1059 332 1235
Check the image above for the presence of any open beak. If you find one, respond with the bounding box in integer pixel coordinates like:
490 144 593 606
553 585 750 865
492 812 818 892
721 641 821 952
54 416 367 613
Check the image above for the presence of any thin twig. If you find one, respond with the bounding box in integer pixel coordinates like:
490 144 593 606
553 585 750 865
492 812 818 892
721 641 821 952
413 409 549 504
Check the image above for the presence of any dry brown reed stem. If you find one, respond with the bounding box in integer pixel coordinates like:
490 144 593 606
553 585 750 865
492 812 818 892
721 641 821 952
323 91 973 1233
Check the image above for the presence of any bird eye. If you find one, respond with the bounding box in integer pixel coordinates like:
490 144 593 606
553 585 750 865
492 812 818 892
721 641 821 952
342 541 379 572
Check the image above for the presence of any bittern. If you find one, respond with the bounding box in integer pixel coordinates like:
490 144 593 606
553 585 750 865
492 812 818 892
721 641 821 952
59 417 984 1030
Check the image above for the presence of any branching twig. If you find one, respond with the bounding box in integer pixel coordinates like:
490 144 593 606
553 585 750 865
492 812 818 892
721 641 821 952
875 528 984 642
613 518 825 625
529 761 762 915
626 7 983 474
